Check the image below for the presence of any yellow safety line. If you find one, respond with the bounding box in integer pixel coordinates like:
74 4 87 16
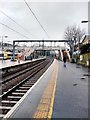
33 60 58 119
48 60 58 119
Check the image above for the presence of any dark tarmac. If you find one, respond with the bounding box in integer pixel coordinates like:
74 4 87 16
52 61 88 118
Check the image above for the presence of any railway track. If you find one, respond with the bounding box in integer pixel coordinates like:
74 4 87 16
1 60 47 94
0 57 53 118
0 58 46 81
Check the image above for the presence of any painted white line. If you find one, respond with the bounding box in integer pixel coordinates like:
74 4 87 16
3 59 55 119
2 100 17 104
0 106 12 109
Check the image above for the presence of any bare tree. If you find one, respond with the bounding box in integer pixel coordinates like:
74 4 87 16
64 25 85 57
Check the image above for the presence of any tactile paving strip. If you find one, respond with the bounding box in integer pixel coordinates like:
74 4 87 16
40 98 51 104
37 104 49 111
33 60 58 119
33 111 48 118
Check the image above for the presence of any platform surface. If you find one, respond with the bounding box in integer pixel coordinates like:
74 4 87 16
52 61 88 118
0 60 31 69
3 60 88 119
0 57 44 69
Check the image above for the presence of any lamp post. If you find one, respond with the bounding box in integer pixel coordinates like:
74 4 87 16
7 41 11 50
0 35 8 63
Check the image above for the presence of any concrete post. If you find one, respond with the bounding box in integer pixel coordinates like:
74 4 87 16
13 41 15 60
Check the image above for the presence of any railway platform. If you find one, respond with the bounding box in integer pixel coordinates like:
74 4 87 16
3 59 88 119
0 59 36 69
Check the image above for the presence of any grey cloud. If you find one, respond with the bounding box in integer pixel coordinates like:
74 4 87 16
0 2 88 43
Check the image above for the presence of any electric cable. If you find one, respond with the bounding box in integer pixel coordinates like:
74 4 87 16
0 9 34 37
24 0 50 38
0 22 30 39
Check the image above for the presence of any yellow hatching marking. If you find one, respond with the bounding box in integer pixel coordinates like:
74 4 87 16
33 59 58 119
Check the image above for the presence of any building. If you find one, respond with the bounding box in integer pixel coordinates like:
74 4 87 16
80 35 90 67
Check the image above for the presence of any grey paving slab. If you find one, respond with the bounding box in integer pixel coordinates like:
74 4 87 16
52 61 88 118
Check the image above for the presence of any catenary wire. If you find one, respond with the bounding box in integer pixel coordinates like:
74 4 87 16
0 22 30 39
0 9 34 37
24 0 50 38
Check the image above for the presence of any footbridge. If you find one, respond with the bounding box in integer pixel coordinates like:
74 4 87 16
12 39 68 59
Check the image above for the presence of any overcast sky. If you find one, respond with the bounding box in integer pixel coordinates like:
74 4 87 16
0 0 88 46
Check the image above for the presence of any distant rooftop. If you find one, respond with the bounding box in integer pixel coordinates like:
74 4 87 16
80 34 90 43
86 34 90 40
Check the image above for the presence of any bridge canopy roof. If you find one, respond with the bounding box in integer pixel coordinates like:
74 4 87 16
13 40 68 42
